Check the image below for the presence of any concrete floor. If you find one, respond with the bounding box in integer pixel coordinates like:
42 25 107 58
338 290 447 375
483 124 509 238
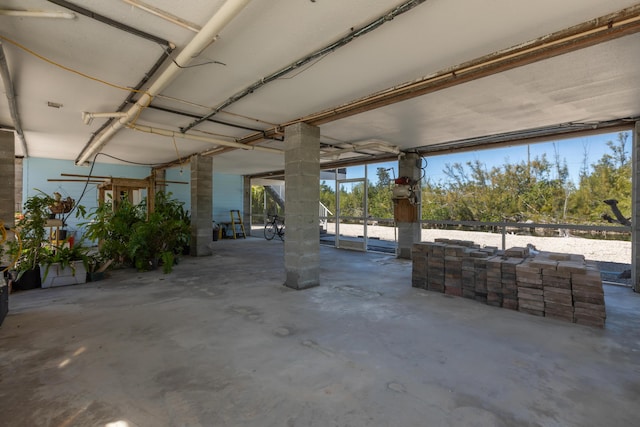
1 238 639 427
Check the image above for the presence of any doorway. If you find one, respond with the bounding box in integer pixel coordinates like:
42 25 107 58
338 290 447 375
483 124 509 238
336 178 368 251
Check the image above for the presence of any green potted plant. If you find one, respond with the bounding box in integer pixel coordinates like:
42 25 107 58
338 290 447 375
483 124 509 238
85 251 111 282
40 240 90 288
81 192 189 274
128 192 190 273
81 195 145 267
7 191 57 290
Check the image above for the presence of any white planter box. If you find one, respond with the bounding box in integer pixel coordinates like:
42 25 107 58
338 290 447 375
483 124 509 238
40 261 87 288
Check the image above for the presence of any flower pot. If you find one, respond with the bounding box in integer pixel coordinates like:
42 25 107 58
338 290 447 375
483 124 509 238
86 271 105 282
40 261 87 288
0 282 8 326
12 267 42 290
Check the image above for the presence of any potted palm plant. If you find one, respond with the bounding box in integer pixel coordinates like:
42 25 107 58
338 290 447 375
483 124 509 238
7 191 57 290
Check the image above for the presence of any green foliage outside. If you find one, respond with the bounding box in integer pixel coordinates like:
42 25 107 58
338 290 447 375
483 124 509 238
251 132 632 228
422 132 631 224
251 186 283 224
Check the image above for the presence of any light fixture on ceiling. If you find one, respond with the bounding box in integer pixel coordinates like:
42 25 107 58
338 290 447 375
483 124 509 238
47 101 63 109
82 111 128 125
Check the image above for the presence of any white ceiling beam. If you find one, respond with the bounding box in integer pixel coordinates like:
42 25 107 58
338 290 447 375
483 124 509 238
75 0 252 165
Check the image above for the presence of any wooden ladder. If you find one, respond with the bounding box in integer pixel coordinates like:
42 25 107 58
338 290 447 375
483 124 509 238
229 210 246 239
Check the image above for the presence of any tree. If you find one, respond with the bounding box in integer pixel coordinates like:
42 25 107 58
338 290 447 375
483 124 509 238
568 132 631 222
422 152 574 224
376 167 392 187
320 181 336 217
606 132 629 168
369 169 393 219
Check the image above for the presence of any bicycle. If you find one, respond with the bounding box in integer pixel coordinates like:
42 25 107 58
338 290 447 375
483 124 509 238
264 214 285 241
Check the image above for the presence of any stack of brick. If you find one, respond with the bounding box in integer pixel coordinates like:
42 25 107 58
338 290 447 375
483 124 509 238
502 249 527 310
486 256 503 307
461 249 476 299
537 254 574 322
427 242 446 292
410 241 606 328
568 259 606 328
515 257 545 316
473 248 497 303
504 246 529 258
444 244 465 297
473 253 488 303
411 243 429 290
460 249 485 300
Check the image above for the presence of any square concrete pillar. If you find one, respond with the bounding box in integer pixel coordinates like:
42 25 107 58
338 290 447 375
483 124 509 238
0 132 15 228
190 155 213 257
14 157 23 214
397 152 422 259
284 122 320 290
243 176 252 237
632 121 640 292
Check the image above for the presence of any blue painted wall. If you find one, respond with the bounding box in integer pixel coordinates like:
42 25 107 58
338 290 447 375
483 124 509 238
21 158 150 241
165 165 191 213
165 164 244 223
21 158 245 240
213 173 243 223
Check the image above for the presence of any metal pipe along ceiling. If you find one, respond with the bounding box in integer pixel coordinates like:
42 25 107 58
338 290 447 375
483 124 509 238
128 124 282 155
75 0 252 165
180 0 427 133
46 0 173 48
223 4 640 152
0 10 76 19
0 42 28 157
57 0 178 164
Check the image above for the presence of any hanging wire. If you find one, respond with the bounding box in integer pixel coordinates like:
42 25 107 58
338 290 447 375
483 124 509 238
172 134 185 174
0 35 151 97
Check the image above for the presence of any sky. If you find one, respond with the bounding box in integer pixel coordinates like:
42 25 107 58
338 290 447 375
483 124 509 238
338 130 631 186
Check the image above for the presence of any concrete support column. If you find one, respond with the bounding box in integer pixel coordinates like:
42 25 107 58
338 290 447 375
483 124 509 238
0 132 15 228
243 176 252 237
632 122 640 292
397 152 422 259
14 157 22 213
284 122 320 290
190 155 213 257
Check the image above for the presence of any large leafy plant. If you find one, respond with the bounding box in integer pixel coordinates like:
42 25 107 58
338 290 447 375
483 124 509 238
82 192 189 274
41 239 90 281
8 191 56 278
128 192 190 273
82 195 145 266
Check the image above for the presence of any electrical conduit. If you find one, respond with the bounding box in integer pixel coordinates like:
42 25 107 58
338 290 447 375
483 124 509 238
75 0 251 165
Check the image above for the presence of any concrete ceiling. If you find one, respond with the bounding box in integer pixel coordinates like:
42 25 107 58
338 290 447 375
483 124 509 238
1 0 639 175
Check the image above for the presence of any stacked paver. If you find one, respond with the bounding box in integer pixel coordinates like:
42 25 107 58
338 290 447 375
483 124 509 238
411 239 606 328
472 251 489 303
515 258 545 316
444 244 465 297
562 257 606 327
462 249 488 300
502 248 527 310
427 242 446 292
486 256 503 307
